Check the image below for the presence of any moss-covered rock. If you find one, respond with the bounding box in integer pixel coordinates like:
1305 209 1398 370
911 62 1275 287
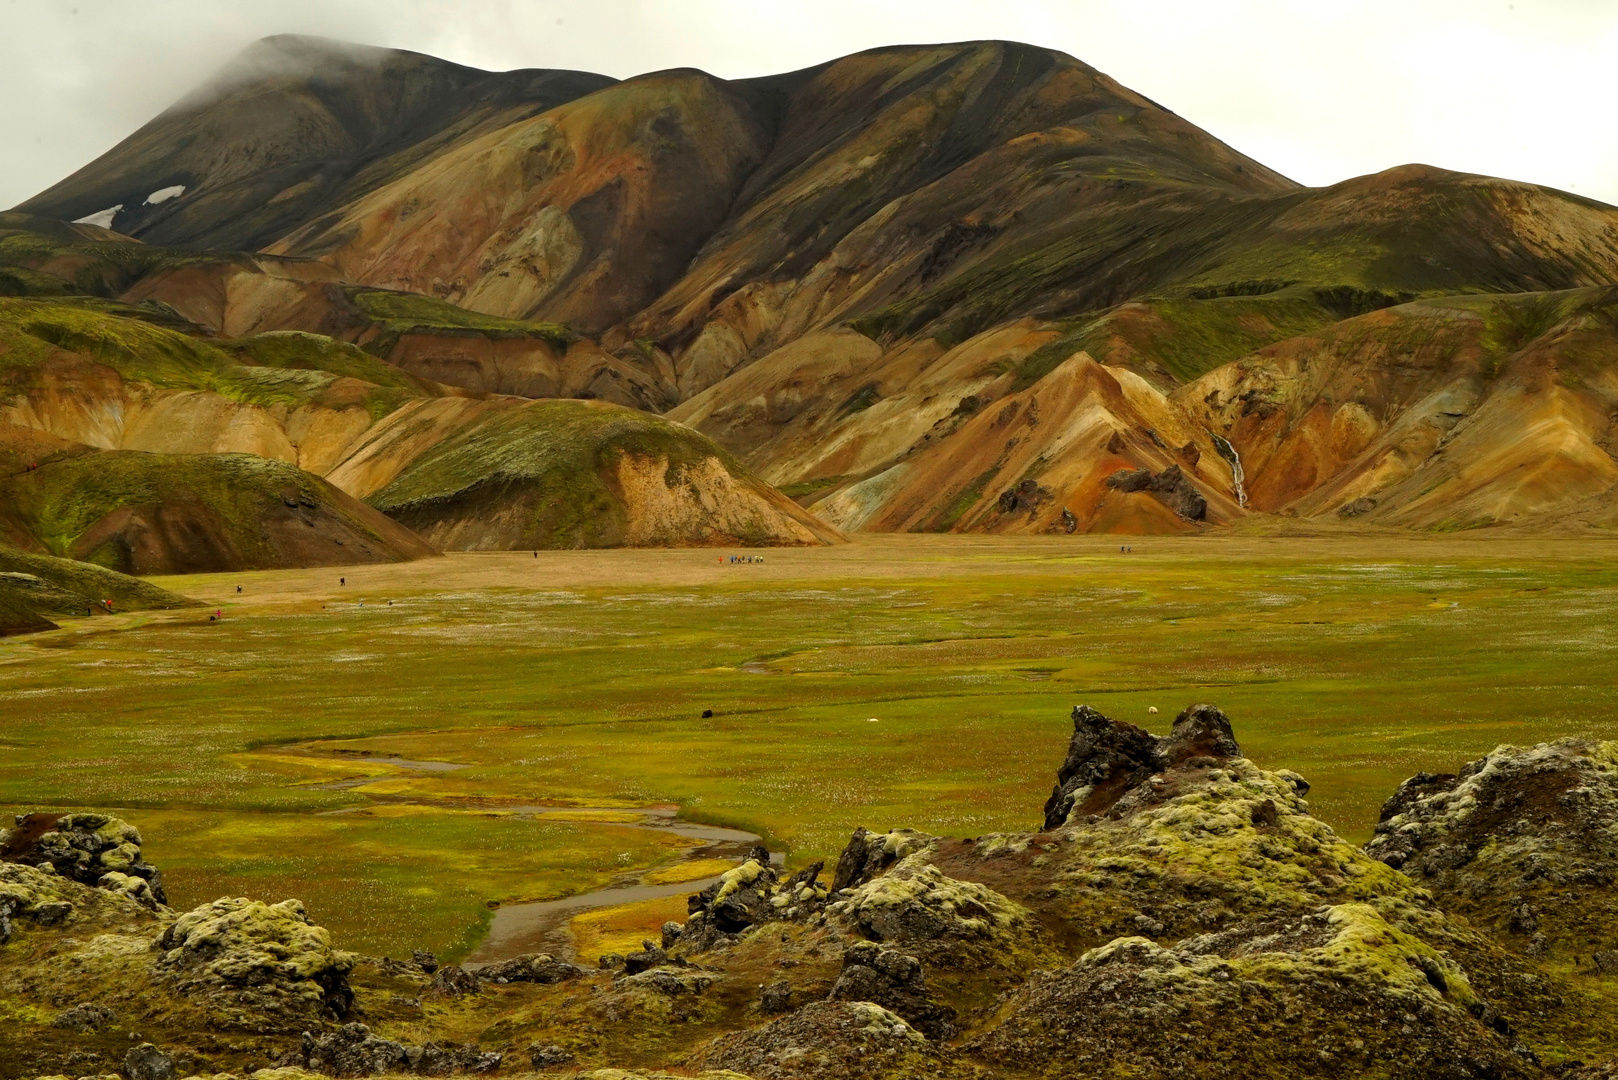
156 898 355 1025
1 811 167 905
1366 739 1618 959
690 1000 974 1080
970 902 1538 1079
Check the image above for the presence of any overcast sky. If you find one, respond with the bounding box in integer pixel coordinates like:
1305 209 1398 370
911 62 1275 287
2 0 1615 209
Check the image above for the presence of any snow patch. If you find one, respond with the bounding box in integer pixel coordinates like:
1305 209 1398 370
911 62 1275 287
72 205 123 229
145 185 186 205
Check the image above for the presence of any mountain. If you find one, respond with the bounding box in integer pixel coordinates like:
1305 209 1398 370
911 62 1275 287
0 293 836 563
6 35 1618 541
16 36 613 251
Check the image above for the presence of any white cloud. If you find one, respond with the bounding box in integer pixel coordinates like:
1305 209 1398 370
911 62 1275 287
2 0 1614 210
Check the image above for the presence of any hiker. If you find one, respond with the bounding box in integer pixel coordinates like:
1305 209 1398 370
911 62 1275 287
340 577 346 586
236 585 242 593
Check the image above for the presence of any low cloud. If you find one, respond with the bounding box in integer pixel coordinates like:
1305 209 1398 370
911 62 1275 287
2 0 1615 210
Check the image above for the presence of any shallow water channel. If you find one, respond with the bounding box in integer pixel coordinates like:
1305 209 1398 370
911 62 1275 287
283 746 767 963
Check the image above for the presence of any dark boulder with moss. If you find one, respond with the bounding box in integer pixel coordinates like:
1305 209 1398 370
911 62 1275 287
1367 738 1618 960
2 811 167 906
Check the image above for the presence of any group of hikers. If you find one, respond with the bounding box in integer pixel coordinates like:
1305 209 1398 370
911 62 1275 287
722 554 765 564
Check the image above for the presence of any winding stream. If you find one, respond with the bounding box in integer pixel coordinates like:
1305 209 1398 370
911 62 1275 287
275 745 767 963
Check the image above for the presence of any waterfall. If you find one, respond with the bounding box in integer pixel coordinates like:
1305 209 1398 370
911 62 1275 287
1209 433 1247 508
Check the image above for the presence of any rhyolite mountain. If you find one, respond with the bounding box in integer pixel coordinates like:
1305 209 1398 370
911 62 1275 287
9 34 1618 550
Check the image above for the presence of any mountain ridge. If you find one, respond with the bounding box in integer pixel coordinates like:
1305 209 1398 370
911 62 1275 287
5 34 1617 545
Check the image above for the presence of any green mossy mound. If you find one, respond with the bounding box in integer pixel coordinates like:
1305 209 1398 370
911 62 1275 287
0 298 426 417
369 399 836 550
0 545 196 634
1 450 435 574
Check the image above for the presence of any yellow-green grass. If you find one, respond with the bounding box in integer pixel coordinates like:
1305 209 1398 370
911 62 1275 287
5 536 1618 953
569 894 694 964
64 806 694 962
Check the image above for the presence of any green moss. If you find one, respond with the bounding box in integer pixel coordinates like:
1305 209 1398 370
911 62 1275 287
778 475 851 500
370 401 749 549
0 300 442 423
346 288 576 349
925 467 1000 532
6 451 330 565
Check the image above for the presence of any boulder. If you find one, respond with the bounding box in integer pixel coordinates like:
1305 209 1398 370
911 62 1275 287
691 1000 971 1079
52 1003 115 1032
529 1043 575 1069
427 963 482 997
1366 738 1618 953
156 897 354 1023
2 812 167 904
827 941 955 1040
121 1043 175 1080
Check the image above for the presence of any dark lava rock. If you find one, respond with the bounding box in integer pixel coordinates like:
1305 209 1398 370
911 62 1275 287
427 964 482 997
828 941 956 1040
693 999 968 1079
1105 463 1208 520
2 812 167 904
1365 738 1618 951
529 1043 574 1069
121 1042 175 1080
1044 702 1242 829
759 979 793 1013
661 919 683 948
296 1023 500 1076
997 478 1052 517
301 1024 409 1076
411 948 439 973
833 827 935 893
622 942 674 976
53 1003 115 1032
476 952 587 984
684 848 779 941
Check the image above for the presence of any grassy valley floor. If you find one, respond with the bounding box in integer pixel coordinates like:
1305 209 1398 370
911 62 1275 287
4 533 1617 960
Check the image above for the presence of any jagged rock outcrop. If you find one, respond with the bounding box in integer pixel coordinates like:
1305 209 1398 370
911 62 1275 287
827 941 956 1041
1104 464 1209 521
680 849 828 951
290 1023 502 1077
1 811 167 905
1367 738 1618 956
691 1000 969 1080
